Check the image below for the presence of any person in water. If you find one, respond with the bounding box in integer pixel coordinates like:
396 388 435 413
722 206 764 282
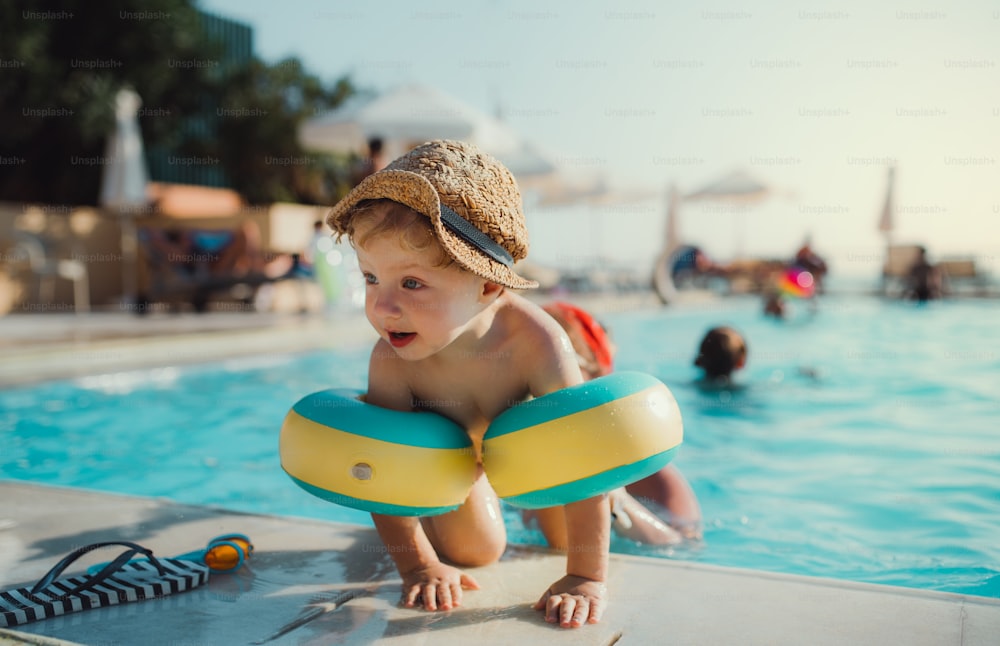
694 326 748 385
523 301 703 546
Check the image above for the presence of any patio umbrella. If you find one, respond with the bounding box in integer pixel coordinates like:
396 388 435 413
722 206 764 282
99 87 150 308
683 168 770 203
682 168 770 258
299 83 557 181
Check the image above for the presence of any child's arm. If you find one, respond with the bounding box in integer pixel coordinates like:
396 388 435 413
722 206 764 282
566 496 610 582
526 321 611 628
365 341 479 611
532 495 610 627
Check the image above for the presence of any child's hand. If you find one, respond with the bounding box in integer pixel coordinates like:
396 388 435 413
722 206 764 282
532 574 607 628
400 562 480 611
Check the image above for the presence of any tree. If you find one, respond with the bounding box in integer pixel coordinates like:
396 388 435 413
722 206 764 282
211 57 356 205
0 0 355 206
1 0 223 204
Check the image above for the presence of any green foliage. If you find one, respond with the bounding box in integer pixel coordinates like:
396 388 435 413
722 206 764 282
212 57 356 205
0 0 355 206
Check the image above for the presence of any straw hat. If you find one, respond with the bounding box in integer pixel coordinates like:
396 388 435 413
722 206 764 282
327 140 538 290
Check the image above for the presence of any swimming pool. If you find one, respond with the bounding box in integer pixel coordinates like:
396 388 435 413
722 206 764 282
2 294 998 597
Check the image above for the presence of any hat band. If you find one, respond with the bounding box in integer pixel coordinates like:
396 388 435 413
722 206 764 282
439 204 514 268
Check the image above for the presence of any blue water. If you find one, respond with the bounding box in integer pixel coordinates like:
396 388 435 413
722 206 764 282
2 294 999 597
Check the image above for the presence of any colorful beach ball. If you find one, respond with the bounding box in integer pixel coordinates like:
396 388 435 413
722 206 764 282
778 268 815 299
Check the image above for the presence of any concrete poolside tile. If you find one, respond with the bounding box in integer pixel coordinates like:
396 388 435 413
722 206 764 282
2 483 998 645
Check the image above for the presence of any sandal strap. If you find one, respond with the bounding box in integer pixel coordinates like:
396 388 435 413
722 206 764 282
30 541 166 596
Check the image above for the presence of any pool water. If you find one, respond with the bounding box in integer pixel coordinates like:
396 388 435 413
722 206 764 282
2 294 999 597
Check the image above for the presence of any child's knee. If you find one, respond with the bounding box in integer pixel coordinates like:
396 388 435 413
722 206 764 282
423 509 507 567
439 533 506 567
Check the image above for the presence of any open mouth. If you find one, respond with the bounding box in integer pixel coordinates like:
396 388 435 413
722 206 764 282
387 331 416 348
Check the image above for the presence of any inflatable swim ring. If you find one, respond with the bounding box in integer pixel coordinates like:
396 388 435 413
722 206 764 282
778 268 815 299
482 372 683 508
280 389 477 516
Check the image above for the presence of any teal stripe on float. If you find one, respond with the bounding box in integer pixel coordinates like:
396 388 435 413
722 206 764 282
486 372 661 439
499 448 679 509
288 476 460 517
291 389 472 450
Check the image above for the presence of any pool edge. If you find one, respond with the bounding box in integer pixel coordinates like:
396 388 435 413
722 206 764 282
2 482 997 645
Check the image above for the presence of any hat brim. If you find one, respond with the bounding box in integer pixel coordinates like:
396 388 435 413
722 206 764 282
327 170 539 290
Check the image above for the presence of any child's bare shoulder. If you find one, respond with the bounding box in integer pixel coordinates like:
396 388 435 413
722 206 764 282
499 293 571 351
497 294 581 391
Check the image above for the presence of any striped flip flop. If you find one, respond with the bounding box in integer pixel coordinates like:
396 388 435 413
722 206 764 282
0 541 209 628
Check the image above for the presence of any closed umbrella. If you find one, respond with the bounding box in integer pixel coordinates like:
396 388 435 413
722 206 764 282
878 166 895 240
877 166 896 292
99 88 150 308
664 183 681 257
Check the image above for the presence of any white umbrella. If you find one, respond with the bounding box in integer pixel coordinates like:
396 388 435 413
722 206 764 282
683 168 771 258
664 183 681 256
651 184 685 304
684 168 770 202
99 88 150 307
877 166 897 292
299 83 556 180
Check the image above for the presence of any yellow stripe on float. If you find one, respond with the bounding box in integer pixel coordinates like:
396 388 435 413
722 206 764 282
483 385 682 498
280 410 477 508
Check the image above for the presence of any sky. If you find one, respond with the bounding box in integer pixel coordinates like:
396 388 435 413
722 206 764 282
200 0 1000 277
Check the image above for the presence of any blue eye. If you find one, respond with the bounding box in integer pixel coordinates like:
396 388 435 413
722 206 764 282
363 273 377 285
402 278 421 289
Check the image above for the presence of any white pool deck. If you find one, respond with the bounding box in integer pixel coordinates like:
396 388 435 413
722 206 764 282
2 307 999 645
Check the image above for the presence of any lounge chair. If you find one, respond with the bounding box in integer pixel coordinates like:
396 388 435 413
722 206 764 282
881 245 990 298
3 232 90 313
880 244 923 298
937 258 990 296
136 227 303 313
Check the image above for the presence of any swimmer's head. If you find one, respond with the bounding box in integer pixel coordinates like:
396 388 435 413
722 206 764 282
694 326 747 380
